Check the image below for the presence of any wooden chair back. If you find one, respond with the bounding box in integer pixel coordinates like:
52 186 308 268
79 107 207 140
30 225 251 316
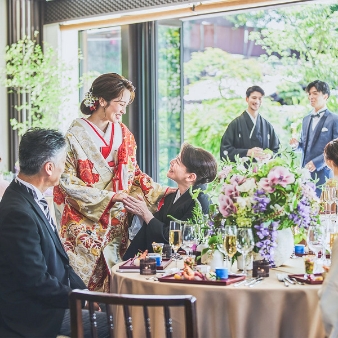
69 289 198 338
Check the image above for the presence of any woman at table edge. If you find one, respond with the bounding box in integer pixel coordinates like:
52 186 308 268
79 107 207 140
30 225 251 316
53 73 170 291
123 143 217 260
319 139 338 338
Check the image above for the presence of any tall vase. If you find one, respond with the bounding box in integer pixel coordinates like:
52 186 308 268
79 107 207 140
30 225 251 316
206 250 224 271
253 228 294 267
273 228 294 267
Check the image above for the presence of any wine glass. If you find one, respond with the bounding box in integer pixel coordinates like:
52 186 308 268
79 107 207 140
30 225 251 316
307 225 324 264
323 185 336 221
169 221 182 269
224 225 237 273
236 228 254 276
182 224 197 257
216 227 228 268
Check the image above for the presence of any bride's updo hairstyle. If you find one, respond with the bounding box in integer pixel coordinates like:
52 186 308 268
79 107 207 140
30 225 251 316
324 139 338 168
180 143 217 185
80 73 135 115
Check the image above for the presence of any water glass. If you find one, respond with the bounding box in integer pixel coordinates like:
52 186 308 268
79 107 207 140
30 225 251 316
307 225 323 261
182 224 197 256
237 228 254 275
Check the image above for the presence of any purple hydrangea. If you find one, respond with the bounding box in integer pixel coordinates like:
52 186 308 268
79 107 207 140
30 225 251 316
254 221 279 263
288 196 312 229
252 189 271 213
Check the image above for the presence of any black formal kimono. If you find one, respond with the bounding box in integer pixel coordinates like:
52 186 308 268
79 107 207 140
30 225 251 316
123 184 210 260
0 180 86 337
220 111 280 162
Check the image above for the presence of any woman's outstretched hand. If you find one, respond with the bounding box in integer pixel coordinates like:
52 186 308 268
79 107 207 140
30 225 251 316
112 192 129 203
123 194 154 224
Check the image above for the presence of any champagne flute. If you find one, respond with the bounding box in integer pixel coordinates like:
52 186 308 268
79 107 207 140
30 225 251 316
323 185 336 221
236 228 254 276
169 221 182 269
182 224 197 257
224 225 237 273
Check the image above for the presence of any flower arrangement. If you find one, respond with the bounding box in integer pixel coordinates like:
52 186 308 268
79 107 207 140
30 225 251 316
209 150 320 263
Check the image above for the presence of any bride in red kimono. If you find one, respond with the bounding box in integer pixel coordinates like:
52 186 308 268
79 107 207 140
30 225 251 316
54 73 169 290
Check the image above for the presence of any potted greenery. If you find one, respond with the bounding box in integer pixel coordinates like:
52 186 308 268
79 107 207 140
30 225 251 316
1 32 74 135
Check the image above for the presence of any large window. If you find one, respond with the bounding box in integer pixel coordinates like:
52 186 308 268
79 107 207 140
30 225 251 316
79 26 122 94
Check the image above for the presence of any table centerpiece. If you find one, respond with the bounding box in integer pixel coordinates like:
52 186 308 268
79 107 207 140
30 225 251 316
206 150 320 265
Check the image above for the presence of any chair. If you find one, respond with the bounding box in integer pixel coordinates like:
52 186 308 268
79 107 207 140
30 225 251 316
69 289 198 338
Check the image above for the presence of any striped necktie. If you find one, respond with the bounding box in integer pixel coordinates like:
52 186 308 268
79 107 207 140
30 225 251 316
16 179 57 232
38 197 56 232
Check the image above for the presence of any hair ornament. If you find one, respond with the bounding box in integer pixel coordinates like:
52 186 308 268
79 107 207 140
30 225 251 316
84 91 99 112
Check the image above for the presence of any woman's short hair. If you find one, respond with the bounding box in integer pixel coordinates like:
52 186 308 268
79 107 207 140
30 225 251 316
19 128 66 176
324 139 338 167
180 143 217 185
80 73 135 115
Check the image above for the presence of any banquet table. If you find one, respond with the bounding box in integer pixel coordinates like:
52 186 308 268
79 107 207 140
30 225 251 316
110 257 325 338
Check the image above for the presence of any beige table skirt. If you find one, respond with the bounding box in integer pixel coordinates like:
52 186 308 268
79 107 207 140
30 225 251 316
110 258 325 338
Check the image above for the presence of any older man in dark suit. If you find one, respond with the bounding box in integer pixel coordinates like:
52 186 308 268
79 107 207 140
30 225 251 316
0 128 107 338
290 80 338 197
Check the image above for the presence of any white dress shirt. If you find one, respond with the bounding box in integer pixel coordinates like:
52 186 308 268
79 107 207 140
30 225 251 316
311 106 327 131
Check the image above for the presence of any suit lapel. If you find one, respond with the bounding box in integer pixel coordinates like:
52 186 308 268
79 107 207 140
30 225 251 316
303 115 312 161
166 186 200 217
11 181 68 259
310 110 329 147
160 193 177 218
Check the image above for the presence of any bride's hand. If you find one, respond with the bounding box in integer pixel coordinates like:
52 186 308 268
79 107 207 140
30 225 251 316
112 192 128 203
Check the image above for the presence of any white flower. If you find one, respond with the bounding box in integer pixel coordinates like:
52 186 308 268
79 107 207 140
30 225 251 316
271 204 286 216
241 156 250 163
237 164 246 171
299 168 311 181
218 166 232 179
236 196 252 209
237 178 256 193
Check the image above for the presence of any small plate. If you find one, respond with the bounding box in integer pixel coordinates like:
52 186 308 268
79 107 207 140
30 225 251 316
119 258 172 270
288 273 324 285
158 273 245 286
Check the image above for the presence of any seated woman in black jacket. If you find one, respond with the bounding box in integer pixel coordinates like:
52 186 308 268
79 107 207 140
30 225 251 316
123 143 217 260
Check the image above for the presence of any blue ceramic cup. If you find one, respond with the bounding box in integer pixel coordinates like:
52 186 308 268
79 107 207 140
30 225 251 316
149 253 161 266
215 267 228 280
295 244 305 254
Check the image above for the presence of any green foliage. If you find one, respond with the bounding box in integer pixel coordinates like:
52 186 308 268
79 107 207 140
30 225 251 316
158 26 182 186
229 4 338 102
1 33 74 135
184 98 244 158
185 48 262 98
184 4 338 172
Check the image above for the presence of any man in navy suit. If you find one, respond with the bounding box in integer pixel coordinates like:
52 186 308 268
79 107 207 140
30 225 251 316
0 128 107 338
290 80 338 197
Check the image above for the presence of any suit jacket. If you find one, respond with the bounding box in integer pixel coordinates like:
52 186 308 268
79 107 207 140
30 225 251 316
123 184 210 260
298 109 338 194
0 180 86 338
220 111 280 161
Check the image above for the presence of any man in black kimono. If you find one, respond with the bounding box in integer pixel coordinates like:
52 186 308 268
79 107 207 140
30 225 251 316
220 86 280 162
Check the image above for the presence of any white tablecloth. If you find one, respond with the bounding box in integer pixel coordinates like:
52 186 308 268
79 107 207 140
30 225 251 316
111 258 325 338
